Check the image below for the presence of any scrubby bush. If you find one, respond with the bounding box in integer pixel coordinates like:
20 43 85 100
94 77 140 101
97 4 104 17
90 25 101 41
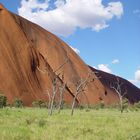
108 103 120 109
88 101 105 110
32 100 47 108
13 98 23 108
134 101 140 109
0 94 7 108
121 99 129 112
38 119 46 127
100 100 105 109
25 117 36 125
79 105 85 110
58 100 71 110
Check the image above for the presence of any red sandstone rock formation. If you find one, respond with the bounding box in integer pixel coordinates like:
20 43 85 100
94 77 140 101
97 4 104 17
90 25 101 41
0 4 139 106
0 4 105 106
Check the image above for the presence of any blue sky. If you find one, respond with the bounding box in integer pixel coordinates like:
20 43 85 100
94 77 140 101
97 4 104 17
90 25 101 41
0 0 140 88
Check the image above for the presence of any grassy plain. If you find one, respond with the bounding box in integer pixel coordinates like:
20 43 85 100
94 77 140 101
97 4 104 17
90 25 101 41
0 108 140 140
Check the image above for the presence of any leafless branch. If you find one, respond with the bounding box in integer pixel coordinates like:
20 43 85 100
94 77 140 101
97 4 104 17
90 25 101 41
54 57 69 73
49 77 58 115
110 76 127 113
58 82 66 113
37 66 47 74
71 72 94 116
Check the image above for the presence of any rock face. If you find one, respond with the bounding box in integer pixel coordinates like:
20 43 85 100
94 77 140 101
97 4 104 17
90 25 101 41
89 66 140 104
0 4 140 106
0 4 106 106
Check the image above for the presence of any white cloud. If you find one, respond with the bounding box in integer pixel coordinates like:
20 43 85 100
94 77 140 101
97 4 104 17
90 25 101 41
96 58 120 73
18 0 123 37
135 69 140 81
92 66 97 69
129 69 140 88
98 64 112 73
55 0 65 8
129 79 137 85
70 46 80 54
112 59 119 64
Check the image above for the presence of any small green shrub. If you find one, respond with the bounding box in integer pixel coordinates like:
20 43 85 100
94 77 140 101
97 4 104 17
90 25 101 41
13 98 23 108
0 94 7 108
121 98 129 112
88 102 105 110
79 105 85 110
100 100 105 109
38 119 46 127
61 101 71 109
134 101 140 109
25 117 36 125
108 103 120 109
32 100 47 108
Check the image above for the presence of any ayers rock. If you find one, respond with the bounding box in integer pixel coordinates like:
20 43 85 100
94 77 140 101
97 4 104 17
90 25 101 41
0 4 140 106
0 4 105 106
89 66 140 104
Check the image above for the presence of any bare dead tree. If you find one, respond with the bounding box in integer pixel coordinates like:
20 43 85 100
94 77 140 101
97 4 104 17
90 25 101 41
45 75 61 116
46 90 51 109
37 55 69 115
49 77 58 115
58 81 67 113
110 77 127 113
48 58 69 115
37 65 58 116
44 90 52 114
71 73 94 116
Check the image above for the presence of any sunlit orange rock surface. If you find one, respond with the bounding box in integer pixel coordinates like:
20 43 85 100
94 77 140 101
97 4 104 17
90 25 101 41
0 4 140 106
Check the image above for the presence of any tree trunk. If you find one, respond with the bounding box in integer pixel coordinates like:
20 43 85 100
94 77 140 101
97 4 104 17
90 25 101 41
58 91 63 113
49 82 57 116
49 94 55 115
120 96 123 113
58 84 65 113
71 96 76 116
